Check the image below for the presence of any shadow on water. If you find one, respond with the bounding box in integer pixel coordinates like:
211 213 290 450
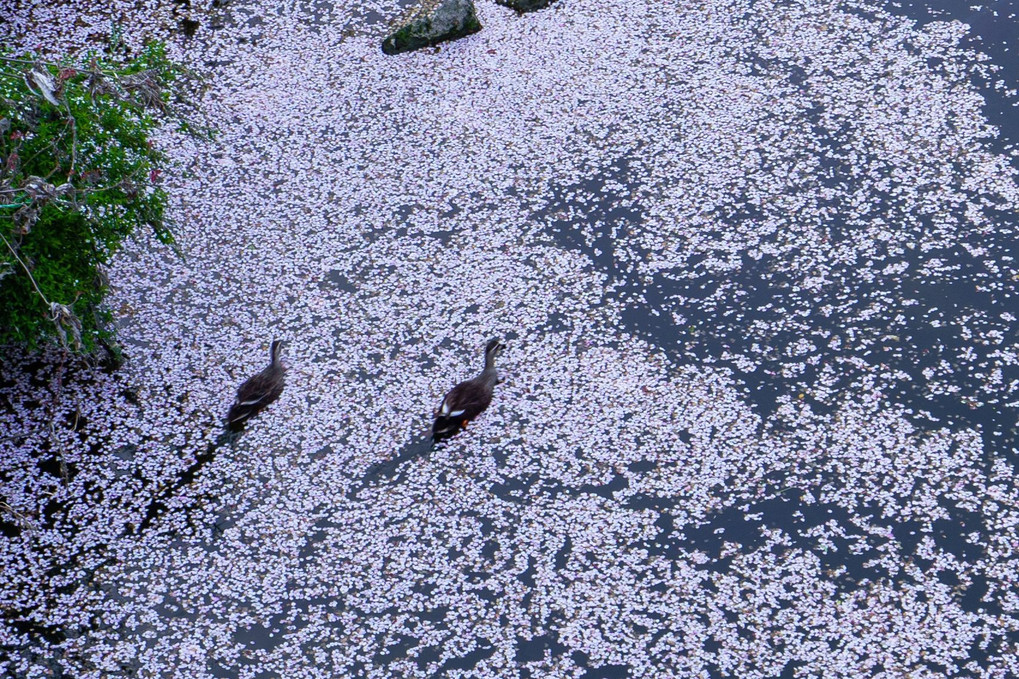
138 429 237 532
11 3 1019 675
0 405 243 668
346 432 436 499
177 5 1019 677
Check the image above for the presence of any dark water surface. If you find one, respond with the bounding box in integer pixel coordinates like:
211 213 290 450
3 0 1019 677
519 2 1019 673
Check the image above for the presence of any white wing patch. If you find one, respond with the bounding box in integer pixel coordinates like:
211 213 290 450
438 397 465 418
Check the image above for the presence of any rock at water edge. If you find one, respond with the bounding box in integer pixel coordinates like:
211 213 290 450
381 0 483 56
495 0 559 13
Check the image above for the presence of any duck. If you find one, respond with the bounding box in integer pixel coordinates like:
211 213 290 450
227 339 286 431
433 338 505 440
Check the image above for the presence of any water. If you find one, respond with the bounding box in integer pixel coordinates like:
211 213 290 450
2 0 1019 677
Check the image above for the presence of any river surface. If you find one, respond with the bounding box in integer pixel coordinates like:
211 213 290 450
2 0 1019 677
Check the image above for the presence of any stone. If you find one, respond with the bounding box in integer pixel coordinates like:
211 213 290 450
381 0 482 56
495 0 559 13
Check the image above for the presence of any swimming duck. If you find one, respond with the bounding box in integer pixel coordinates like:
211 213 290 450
433 338 505 440
227 339 286 431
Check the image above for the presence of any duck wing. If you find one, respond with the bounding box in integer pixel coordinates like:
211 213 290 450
227 367 285 429
233 369 283 406
437 378 493 421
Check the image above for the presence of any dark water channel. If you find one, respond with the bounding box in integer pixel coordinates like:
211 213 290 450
5 1 1019 676
512 2 1019 673
197 1 1019 674
533 1 1019 454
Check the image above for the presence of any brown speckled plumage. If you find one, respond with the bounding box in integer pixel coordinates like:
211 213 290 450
433 339 504 440
227 339 286 431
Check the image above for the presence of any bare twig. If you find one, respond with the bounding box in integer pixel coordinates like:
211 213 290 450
0 54 123 78
0 228 48 304
0 55 54 67
0 501 35 533
0 229 83 351
48 303 84 352
65 102 78 178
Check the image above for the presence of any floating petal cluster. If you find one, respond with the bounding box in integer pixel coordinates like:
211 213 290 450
2 0 1019 678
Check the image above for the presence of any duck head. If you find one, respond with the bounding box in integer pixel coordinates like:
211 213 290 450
270 339 285 367
484 338 505 368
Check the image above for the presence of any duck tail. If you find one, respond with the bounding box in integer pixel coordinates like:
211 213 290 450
432 416 459 439
226 406 250 432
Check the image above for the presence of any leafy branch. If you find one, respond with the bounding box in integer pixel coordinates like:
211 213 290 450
0 43 204 355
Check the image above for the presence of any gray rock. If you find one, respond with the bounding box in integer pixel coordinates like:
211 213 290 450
495 0 559 13
381 0 482 55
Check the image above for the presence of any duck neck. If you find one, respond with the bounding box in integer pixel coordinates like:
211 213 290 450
480 365 499 386
483 351 498 372
270 340 283 368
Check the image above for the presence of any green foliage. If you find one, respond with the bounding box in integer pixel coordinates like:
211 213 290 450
0 43 188 354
